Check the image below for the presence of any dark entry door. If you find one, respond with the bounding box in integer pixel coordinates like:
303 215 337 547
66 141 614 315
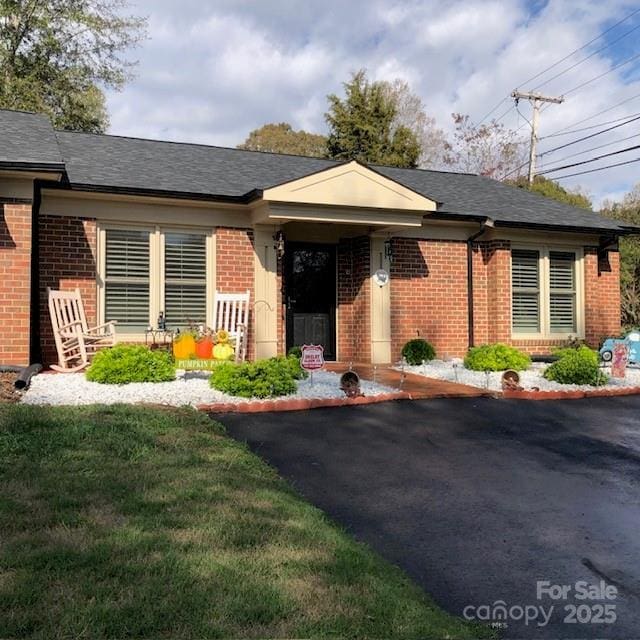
285 242 336 360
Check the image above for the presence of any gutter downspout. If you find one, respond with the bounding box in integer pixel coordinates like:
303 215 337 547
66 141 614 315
467 218 495 350
29 180 43 365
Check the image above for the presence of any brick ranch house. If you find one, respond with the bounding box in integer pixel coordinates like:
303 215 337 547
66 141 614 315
0 108 633 367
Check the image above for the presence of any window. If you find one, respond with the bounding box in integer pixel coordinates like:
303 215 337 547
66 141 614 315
104 229 150 332
100 226 213 334
164 232 207 327
511 247 581 337
549 251 576 333
511 249 540 333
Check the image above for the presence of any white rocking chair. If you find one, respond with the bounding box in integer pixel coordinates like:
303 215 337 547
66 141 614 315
48 287 117 372
213 290 250 363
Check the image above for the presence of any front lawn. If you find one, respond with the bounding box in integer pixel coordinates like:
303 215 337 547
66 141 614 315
0 405 488 639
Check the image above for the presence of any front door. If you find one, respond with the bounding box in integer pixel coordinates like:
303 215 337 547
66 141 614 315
285 242 336 360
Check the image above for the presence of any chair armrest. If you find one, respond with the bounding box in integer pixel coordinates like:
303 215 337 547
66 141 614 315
57 319 84 332
86 321 118 333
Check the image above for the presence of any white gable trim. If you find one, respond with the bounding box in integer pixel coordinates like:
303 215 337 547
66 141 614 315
261 160 437 213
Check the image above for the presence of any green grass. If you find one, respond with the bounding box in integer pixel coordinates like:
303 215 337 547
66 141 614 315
0 405 491 639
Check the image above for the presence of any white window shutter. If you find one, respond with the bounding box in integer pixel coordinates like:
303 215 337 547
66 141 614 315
549 251 576 333
164 232 207 328
104 229 150 332
511 249 540 333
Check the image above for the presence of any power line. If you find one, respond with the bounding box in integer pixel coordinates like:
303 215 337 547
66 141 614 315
477 97 510 125
562 50 640 97
540 132 640 165
539 143 640 175
539 113 640 156
541 110 640 139
543 91 640 136
531 22 640 92
517 7 640 89
552 156 640 180
477 6 640 125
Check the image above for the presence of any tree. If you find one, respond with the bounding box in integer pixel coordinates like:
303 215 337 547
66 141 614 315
0 0 146 132
379 78 446 169
601 184 640 329
325 70 421 168
508 175 592 210
443 114 527 179
238 122 327 157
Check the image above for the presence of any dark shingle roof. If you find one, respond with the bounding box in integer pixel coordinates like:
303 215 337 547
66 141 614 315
55 130 338 199
0 109 63 167
376 166 624 232
0 108 629 233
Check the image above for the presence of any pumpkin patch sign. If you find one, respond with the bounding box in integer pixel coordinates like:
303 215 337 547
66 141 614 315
173 329 235 370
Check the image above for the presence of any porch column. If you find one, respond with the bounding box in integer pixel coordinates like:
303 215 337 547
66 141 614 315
370 237 391 363
253 225 279 359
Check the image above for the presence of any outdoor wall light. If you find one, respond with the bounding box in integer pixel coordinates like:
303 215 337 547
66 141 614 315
273 230 285 258
384 238 393 262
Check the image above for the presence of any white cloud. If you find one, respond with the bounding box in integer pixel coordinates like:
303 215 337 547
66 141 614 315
107 0 640 205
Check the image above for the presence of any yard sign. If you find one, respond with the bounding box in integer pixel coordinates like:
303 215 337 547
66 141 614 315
301 344 325 371
611 342 629 378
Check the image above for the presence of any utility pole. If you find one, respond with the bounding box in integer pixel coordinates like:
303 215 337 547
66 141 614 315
511 90 564 183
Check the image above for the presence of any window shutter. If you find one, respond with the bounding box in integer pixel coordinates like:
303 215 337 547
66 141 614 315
549 251 576 332
105 229 150 331
164 233 206 327
511 249 540 333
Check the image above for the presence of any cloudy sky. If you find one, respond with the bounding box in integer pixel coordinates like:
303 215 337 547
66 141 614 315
105 0 640 208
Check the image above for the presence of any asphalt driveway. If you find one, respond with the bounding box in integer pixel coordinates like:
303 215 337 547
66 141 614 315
218 396 640 639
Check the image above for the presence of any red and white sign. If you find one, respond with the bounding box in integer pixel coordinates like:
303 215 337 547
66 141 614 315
301 344 325 371
612 342 629 378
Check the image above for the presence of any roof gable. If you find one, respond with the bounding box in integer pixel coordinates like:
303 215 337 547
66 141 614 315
262 161 437 212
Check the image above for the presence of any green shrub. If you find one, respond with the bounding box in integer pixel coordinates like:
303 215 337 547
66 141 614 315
210 357 297 398
280 354 308 380
543 346 607 386
464 343 531 371
86 345 176 384
287 346 302 359
401 339 436 365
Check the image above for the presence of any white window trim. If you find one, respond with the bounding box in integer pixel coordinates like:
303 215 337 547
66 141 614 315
97 222 216 341
510 243 584 340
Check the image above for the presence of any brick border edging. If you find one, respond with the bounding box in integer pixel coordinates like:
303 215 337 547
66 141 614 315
502 385 640 400
197 391 410 413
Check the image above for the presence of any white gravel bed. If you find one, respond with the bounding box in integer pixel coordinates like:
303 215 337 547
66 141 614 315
21 369 395 406
398 359 640 392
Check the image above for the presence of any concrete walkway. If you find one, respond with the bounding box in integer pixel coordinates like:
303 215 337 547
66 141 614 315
326 362 490 399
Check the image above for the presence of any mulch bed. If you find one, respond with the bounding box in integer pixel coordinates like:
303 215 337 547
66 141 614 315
0 372 22 404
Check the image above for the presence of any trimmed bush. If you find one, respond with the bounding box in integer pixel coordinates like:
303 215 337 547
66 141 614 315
543 346 607 386
401 339 436 365
86 345 176 384
287 346 302 359
210 357 297 398
464 343 531 371
280 354 308 380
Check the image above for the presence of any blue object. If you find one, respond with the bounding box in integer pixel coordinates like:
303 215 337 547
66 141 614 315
599 331 640 364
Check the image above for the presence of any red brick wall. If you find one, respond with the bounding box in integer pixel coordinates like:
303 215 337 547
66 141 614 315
390 238 468 359
585 247 621 346
337 237 371 362
216 227 255 360
0 203 32 365
471 240 511 345
39 215 97 366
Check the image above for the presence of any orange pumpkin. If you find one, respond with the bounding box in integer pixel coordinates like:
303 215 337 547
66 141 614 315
195 336 213 359
173 334 196 360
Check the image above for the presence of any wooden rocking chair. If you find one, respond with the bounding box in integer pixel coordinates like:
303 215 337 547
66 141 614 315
48 287 117 372
213 290 250 363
